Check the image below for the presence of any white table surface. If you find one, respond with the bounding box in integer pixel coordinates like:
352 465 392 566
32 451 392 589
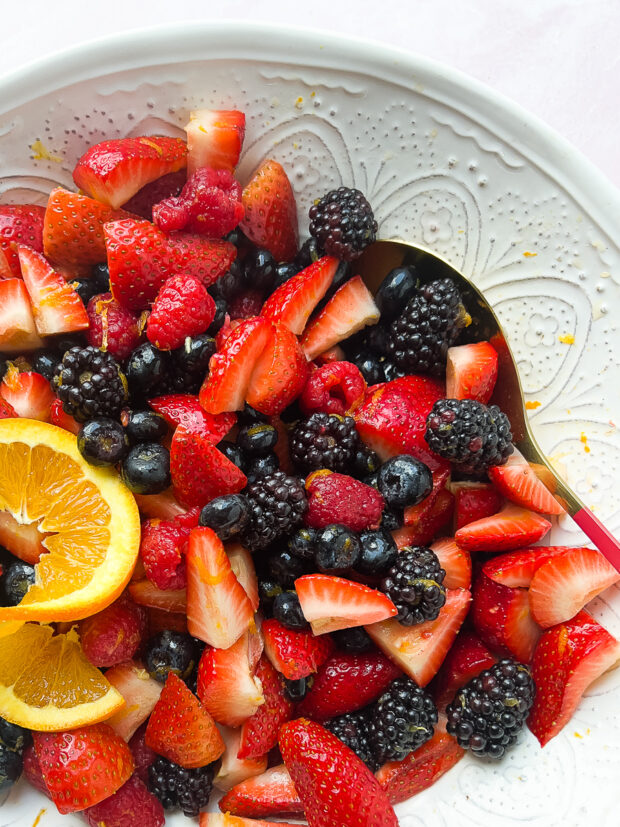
1 0 618 189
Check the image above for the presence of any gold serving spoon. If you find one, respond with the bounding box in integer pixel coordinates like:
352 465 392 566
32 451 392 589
357 239 620 570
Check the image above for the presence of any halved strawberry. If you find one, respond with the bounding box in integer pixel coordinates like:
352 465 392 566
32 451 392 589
199 317 274 414
218 764 303 819
365 588 471 686
472 572 540 663
185 109 246 174
261 256 338 335
430 631 497 710
50 398 81 435
150 394 236 438
237 656 294 760
301 275 380 360
451 480 503 530
105 660 163 741
246 321 309 415
262 618 334 680
394 488 455 548
528 610 620 746
171 425 247 507
446 341 498 403
488 448 565 515
0 511 47 564
186 527 254 648
295 574 397 635
0 278 43 353
482 546 578 588
18 246 89 335
431 538 472 590
240 160 298 262
0 366 54 421
454 503 551 552
528 547 620 628
128 580 187 613
197 632 265 727
227 543 259 611
74 136 188 209
213 725 268 793
0 205 45 276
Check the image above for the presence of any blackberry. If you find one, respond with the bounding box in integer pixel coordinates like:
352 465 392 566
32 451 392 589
381 546 446 626
309 187 377 261
290 413 359 473
385 278 469 376
326 710 378 771
369 677 438 764
425 399 514 474
148 756 214 817
242 471 307 551
53 346 128 422
446 659 535 759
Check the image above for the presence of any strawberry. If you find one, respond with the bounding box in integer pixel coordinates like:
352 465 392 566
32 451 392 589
304 470 385 532
146 606 188 637
0 396 16 419
133 489 193 521
451 480 503 530
213 725 268 792
472 572 540 663
403 468 450 526
186 527 254 647
261 256 338 334
528 610 620 746
0 247 13 279
185 109 246 174
49 397 79 434
218 764 303 819
201 814 300 827
0 204 45 276
237 656 294 759
122 170 186 218
446 341 498 403
395 488 455 547
22 743 50 796
314 344 346 364
139 518 189 590
270 415 294 474
528 546 620 628
300 360 366 416
128 580 187 613
105 218 235 310
430 631 497 710
74 136 188 209
228 288 265 320
488 447 566 515
197 633 265 727
355 375 448 470
83 774 164 827
147 273 216 350
0 510 46 564
240 159 298 261
454 503 551 552
0 366 54 420
279 718 398 827
482 546 578 588
262 618 334 680
153 167 244 236
376 717 464 804
79 591 147 667
43 187 129 270
0 278 42 353
227 543 260 610
33 723 134 814
86 292 142 360
297 651 402 721
246 320 309 415
431 538 472 590
301 275 380 360
366 588 471 686
150 394 235 435
296 574 398 635
105 660 163 741
199 317 274 414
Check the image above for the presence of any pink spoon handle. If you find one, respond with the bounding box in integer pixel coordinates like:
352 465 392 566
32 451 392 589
573 506 620 573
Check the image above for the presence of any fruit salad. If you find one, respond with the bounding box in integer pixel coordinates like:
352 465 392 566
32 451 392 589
0 107 618 827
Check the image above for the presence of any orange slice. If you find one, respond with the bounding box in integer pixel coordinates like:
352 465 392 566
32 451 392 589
0 419 140 623
0 624 124 730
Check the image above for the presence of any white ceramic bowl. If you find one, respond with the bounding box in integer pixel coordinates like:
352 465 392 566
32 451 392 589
2 22 620 827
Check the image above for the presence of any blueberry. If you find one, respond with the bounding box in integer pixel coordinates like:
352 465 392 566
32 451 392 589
357 530 398 575
238 404 268 425
237 423 278 456
145 631 200 684
172 335 216 379
31 350 61 381
294 237 322 269
0 716 30 753
225 227 255 256
217 441 246 470
382 361 405 382
375 265 418 320
364 325 391 356
245 248 276 293
364 472 379 490
315 525 361 572
258 579 283 616
121 443 170 493
332 626 374 653
77 418 129 467
72 278 105 306
272 591 309 631
350 350 385 385
1 561 35 606
272 261 300 291
267 550 307 589
377 455 433 509
245 453 279 484
207 298 228 335
215 259 247 302
125 410 168 443
288 528 316 561
199 494 251 542
126 343 168 399
90 261 111 289
351 446 380 478
381 508 402 531
0 744 22 792
284 676 313 702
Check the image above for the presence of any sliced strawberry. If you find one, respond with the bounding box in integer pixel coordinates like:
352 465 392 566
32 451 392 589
150 394 235 437
446 341 498 403
366 588 471 686
451 480 503 530
528 610 620 746
240 159 298 262
0 396 15 419
201 814 300 827
227 543 259 611
488 448 565 515
185 109 246 174
218 764 303 819
261 618 334 680
0 278 43 353
199 317 274 414
133 489 191 522
186 527 254 648
403 467 450 526
105 660 163 741
74 136 188 209
482 546 579 588
314 344 346 364
246 321 309 415
454 503 551 552
431 630 497 711
213 725 268 793
197 632 265 727
0 366 54 421
171 425 247 507
472 572 540 663
128 580 187 613
0 205 45 276
0 248 14 280
295 574 397 635
50 398 81 435
0 511 47 564
237 656 294 760
261 256 338 335
528 547 620 628
431 538 472 590
297 651 403 721
395 488 455 547
301 275 380 360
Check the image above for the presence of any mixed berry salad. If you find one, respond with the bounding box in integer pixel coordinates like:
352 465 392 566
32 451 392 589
0 107 617 827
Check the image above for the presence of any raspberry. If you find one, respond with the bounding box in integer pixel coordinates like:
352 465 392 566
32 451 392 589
304 470 385 532
79 591 147 668
84 773 165 827
146 274 216 351
139 518 190 590
129 724 157 785
227 288 264 319
300 361 367 416
86 293 143 361
153 167 244 237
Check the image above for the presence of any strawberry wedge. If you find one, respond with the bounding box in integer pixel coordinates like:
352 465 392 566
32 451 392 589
0 205 45 277
431 538 472 590
0 511 47 564
261 256 338 335
446 341 498 403
185 109 246 174
237 656 294 760
246 321 309 415
202 813 301 827
0 366 54 421
0 278 43 353
295 574 397 635
455 503 551 552
488 448 565 515
217 764 304 819
213 725 268 793
240 160 298 262
227 543 259 611
482 546 578 588
150 394 236 436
